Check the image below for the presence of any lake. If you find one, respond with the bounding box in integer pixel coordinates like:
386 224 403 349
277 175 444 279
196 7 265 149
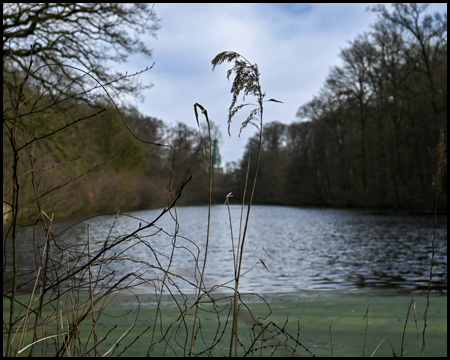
3 205 447 294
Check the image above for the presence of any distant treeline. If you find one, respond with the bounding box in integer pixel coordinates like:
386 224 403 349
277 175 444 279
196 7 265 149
2 89 219 220
223 5 447 210
3 4 446 221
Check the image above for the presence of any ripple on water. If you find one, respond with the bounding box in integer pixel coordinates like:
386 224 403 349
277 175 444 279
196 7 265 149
3 205 447 294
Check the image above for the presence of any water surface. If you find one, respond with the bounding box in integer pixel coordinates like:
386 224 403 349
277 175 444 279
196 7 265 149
3 205 447 294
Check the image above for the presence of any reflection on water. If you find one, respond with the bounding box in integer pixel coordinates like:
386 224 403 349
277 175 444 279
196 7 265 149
3 206 447 294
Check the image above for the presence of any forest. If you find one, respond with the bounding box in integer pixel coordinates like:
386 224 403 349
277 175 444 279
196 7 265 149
226 4 447 210
3 3 447 223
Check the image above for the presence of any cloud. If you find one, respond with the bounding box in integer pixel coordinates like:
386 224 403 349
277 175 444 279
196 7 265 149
121 3 446 165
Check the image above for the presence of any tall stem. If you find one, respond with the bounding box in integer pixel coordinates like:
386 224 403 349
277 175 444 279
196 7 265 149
190 107 212 356
421 129 446 356
229 106 264 356
5 62 31 357
6 124 20 357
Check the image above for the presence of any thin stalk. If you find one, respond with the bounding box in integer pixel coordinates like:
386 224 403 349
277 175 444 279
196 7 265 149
6 46 34 357
230 106 264 357
236 141 253 275
363 304 369 357
225 194 236 282
18 213 53 355
421 129 446 357
26 140 52 356
7 128 20 357
230 140 252 357
149 205 181 356
401 299 415 357
83 224 99 357
190 104 212 356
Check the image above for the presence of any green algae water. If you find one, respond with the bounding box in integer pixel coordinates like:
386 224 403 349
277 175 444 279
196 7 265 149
4 290 446 357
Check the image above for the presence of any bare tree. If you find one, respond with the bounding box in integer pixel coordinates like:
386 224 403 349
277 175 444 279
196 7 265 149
3 3 159 103
370 3 447 114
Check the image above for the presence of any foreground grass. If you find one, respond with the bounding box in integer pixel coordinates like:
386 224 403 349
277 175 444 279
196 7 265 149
3 290 446 357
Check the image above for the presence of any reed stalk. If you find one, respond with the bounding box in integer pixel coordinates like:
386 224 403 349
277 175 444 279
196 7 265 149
210 51 283 357
190 103 213 356
362 304 369 357
5 44 36 357
421 129 446 357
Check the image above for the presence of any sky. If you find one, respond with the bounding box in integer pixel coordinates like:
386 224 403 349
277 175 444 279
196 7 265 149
122 3 447 167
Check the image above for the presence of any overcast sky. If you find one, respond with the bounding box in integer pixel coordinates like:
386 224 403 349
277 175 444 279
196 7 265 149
123 3 446 166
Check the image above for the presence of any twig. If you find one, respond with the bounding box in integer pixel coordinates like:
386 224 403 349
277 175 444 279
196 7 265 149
363 304 369 357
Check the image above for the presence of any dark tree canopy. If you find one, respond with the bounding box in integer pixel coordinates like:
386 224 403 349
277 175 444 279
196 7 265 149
223 3 447 210
3 3 159 101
